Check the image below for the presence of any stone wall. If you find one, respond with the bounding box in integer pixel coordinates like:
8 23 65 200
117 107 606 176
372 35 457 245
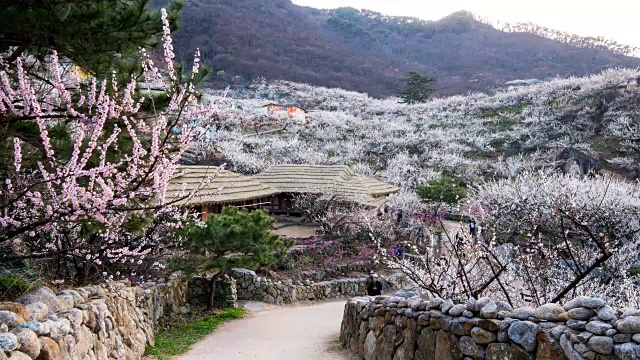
341 294 640 360
0 275 189 360
231 268 379 305
187 275 238 308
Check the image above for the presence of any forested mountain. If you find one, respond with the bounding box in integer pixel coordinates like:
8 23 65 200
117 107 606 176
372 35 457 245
164 0 640 97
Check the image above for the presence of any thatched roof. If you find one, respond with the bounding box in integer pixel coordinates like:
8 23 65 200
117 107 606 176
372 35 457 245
254 164 400 207
165 166 276 206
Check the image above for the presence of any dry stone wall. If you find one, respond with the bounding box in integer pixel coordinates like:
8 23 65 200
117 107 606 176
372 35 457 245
231 268 374 305
341 294 640 360
0 276 189 360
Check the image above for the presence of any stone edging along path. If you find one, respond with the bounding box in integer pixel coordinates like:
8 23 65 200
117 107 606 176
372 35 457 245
0 268 388 359
340 294 640 359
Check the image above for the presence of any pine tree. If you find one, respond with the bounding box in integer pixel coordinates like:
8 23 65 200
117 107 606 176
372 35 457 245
0 0 183 77
398 71 437 104
172 207 293 309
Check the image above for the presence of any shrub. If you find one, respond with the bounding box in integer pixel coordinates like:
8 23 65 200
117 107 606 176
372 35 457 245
0 274 35 300
416 176 467 205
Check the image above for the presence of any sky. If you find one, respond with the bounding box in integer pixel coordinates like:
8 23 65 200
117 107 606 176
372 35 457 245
292 0 640 47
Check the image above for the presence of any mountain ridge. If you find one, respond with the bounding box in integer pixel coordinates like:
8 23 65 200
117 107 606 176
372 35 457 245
166 0 640 97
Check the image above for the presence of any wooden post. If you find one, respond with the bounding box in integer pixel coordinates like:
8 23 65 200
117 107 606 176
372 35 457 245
201 205 209 222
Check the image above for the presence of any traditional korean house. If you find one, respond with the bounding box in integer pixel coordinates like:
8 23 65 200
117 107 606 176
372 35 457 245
254 164 400 213
164 166 276 221
166 164 400 220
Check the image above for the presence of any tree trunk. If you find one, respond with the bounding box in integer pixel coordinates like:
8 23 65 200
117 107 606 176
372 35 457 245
208 275 219 310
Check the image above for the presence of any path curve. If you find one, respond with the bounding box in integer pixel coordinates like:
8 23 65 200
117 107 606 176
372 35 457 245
174 301 356 360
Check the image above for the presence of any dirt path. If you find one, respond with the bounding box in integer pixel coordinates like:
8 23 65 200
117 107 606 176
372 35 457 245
174 301 357 360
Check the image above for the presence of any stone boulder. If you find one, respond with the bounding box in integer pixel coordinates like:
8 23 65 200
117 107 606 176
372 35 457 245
16 287 62 313
533 304 564 322
556 147 601 176
10 327 40 359
507 321 539 352
617 316 640 334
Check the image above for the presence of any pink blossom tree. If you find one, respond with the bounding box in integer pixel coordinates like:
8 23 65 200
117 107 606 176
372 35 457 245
0 9 219 283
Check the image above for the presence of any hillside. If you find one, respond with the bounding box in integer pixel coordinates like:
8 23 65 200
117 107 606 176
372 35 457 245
198 69 640 183
166 0 640 97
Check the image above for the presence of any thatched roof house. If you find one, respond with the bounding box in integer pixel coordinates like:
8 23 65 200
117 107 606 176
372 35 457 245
254 164 399 208
166 164 400 218
165 166 276 220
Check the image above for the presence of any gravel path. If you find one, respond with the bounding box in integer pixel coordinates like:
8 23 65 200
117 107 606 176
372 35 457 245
174 301 357 360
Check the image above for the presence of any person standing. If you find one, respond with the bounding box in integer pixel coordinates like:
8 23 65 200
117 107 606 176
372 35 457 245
469 218 478 236
366 272 382 296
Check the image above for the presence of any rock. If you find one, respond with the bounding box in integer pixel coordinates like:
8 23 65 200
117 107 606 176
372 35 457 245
474 297 491 312
7 351 32 360
38 336 61 360
587 336 613 355
416 327 436 359
613 334 633 343
584 321 612 335
605 329 617 337
614 343 640 360
511 307 535 320
597 306 615 321
0 332 18 351
511 343 535 360
574 331 592 343
449 304 466 317
563 297 606 310
567 320 588 330
534 304 564 321
459 336 485 359
495 301 513 312
568 308 596 321
392 347 405 360
480 301 498 319
428 298 444 310
556 148 601 176
633 334 640 343
471 318 500 332
26 303 48 322
466 298 476 312
450 317 473 336
508 321 539 352
550 325 567 341
557 312 570 322
617 316 640 334
440 300 454 314
620 309 640 318
16 288 62 313
486 343 510 360
0 303 30 320
0 311 25 328
536 330 565 360
574 342 591 357
462 310 474 318
471 327 496 344
435 330 454 360
11 327 40 358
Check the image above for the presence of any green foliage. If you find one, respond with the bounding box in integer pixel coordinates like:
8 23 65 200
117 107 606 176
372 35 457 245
0 0 183 78
0 274 36 300
171 207 293 276
479 102 529 119
144 307 246 359
416 176 467 205
398 71 437 104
